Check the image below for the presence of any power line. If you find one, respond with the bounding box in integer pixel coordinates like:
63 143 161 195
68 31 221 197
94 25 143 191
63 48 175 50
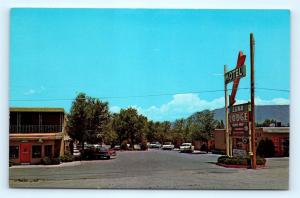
9 87 290 102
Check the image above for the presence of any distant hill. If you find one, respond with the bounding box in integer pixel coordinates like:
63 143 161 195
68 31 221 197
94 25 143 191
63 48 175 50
213 105 289 125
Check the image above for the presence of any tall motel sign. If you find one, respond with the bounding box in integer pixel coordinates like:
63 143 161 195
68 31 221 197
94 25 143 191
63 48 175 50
224 33 257 169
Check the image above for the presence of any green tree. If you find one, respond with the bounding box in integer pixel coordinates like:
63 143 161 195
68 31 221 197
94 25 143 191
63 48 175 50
216 120 225 129
189 110 218 149
67 93 111 149
112 107 147 148
171 119 185 147
67 93 88 150
146 120 156 142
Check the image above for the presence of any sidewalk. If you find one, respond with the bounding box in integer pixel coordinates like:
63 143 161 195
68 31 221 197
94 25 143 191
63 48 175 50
10 161 82 169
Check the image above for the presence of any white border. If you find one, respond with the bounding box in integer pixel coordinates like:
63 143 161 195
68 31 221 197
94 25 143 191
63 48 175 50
1 0 299 198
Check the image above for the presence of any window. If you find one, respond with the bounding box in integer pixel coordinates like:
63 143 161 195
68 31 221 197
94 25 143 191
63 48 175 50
9 146 19 159
32 145 42 158
44 145 52 157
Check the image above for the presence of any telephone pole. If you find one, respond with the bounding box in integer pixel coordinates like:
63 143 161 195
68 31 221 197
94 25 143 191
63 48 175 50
250 33 257 169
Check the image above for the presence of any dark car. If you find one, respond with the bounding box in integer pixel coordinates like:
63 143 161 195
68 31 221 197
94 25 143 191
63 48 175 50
82 145 116 160
94 147 111 159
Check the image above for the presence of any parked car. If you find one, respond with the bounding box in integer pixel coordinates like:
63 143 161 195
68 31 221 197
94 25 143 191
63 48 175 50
179 143 194 153
82 144 116 160
113 145 121 150
162 142 175 150
149 141 162 149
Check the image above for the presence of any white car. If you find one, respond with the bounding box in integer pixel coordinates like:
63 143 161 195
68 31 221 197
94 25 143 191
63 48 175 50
149 141 162 149
162 142 175 150
179 143 194 153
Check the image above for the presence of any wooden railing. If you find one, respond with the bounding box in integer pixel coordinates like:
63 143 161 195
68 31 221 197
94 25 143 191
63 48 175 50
9 125 63 133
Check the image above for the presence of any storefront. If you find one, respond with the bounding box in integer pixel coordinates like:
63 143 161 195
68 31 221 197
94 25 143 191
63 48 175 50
9 107 66 164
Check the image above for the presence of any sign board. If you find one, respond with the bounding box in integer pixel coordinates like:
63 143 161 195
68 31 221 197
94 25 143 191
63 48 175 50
229 102 250 136
225 64 246 84
229 102 250 113
229 112 249 124
233 149 247 157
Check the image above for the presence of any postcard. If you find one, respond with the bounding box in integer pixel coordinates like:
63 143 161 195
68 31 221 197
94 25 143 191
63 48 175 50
9 8 290 189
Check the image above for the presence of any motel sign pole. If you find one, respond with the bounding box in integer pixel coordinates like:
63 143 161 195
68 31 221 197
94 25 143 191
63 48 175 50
224 65 230 157
250 33 257 169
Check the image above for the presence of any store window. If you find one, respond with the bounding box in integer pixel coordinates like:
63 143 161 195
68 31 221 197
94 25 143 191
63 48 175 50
32 145 42 158
44 145 52 157
9 146 19 159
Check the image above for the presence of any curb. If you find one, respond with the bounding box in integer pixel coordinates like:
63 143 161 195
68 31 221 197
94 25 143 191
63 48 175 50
10 161 82 169
216 163 266 169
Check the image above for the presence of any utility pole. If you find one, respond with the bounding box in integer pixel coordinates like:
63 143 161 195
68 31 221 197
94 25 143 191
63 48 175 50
250 33 257 169
224 65 230 157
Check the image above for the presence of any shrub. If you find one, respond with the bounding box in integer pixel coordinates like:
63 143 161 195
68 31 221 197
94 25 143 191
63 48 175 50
256 156 266 165
200 144 208 152
257 139 275 158
74 155 82 161
42 157 61 165
121 140 129 150
217 155 266 166
51 157 61 165
60 152 74 162
42 157 52 165
9 160 13 167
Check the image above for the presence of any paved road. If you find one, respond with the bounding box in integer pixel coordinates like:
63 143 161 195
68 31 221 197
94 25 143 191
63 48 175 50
9 150 289 189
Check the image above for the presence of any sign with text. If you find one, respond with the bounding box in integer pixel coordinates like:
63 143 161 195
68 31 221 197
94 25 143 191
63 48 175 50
229 103 250 136
229 102 250 113
229 111 249 124
225 64 246 84
233 149 247 158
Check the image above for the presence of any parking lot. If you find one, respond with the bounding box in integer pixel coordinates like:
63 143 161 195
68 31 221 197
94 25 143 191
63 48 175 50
9 149 289 189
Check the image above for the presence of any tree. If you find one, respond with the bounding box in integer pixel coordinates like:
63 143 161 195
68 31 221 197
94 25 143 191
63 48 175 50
112 107 147 148
216 120 225 129
146 120 156 143
189 110 218 152
67 93 88 150
67 93 111 150
171 119 185 147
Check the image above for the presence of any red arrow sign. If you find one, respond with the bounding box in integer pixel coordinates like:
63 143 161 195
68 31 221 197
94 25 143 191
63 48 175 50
229 51 246 106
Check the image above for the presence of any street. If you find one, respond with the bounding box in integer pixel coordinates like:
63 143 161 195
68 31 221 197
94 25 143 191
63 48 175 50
9 150 289 189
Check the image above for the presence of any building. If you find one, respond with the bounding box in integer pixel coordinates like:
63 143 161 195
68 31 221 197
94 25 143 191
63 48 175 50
9 107 66 164
214 127 289 157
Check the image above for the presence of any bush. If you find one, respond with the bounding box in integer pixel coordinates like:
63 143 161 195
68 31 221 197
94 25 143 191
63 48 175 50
74 155 82 161
121 140 129 150
60 152 74 162
9 160 13 167
200 144 208 152
256 156 266 165
257 139 275 158
42 157 61 165
51 157 61 165
217 155 266 166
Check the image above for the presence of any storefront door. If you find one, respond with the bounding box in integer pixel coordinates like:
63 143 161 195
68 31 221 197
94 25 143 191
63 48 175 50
20 143 31 163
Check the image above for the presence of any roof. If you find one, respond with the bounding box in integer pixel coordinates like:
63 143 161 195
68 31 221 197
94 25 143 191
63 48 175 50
10 107 65 113
9 132 64 140
262 127 289 134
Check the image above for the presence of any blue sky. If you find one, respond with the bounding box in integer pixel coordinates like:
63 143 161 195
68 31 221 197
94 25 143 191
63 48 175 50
10 9 290 121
